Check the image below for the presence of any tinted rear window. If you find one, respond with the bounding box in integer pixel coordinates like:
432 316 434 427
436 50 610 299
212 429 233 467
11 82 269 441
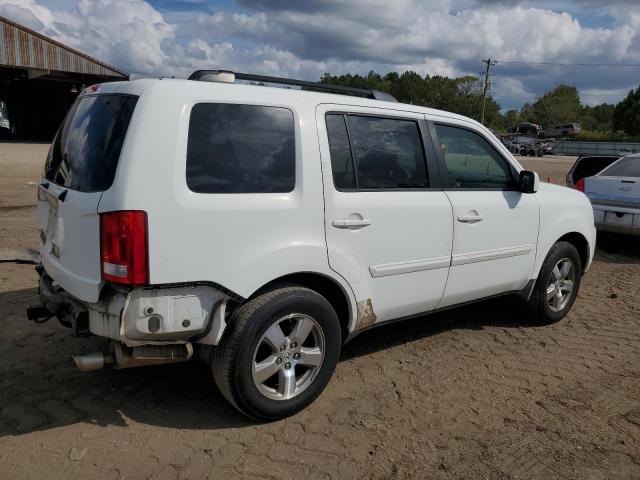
45 94 138 192
600 157 640 177
573 156 619 182
186 104 295 193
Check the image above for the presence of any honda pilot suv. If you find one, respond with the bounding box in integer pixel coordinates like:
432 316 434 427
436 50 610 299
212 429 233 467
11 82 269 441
29 70 596 419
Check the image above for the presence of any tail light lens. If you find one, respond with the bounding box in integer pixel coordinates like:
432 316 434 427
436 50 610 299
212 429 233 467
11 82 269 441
575 178 585 192
100 211 148 285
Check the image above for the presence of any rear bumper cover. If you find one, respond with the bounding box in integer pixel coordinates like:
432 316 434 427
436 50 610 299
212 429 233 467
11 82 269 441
31 265 231 346
591 203 640 236
29 266 89 335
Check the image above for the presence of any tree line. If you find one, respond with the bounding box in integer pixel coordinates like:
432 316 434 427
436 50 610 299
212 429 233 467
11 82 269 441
320 71 640 139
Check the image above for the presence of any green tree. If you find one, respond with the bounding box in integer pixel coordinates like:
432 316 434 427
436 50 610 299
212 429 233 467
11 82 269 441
591 103 615 131
579 103 614 132
530 84 581 126
519 103 535 123
319 70 499 122
613 86 640 136
503 109 520 129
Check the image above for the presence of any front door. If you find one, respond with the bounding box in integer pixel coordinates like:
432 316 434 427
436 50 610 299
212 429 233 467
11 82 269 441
317 105 453 327
429 120 539 308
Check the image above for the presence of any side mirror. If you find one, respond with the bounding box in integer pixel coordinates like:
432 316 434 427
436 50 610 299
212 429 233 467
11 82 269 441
518 170 539 193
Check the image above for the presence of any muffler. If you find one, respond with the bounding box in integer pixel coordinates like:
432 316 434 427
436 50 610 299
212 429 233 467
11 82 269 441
72 352 114 371
72 342 193 371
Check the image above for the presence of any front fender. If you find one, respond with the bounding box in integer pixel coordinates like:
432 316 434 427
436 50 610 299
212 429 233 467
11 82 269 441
533 184 596 278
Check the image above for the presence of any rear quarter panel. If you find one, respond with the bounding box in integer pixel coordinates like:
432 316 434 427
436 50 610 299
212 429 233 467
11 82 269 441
97 82 356 317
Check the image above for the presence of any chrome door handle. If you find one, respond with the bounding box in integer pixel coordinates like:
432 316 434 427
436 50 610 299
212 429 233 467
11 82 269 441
332 218 371 229
457 214 484 223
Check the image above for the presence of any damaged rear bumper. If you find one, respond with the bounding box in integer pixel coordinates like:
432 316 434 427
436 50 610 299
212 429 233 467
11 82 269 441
28 265 234 369
27 265 89 335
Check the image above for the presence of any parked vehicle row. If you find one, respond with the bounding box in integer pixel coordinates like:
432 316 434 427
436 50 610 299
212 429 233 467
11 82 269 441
544 123 581 137
499 134 552 157
28 71 596 419
508 122 581 138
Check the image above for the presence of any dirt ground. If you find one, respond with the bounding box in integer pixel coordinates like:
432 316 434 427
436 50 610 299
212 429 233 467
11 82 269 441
0 146 639 480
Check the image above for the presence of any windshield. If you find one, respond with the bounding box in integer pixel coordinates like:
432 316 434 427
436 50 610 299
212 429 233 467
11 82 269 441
44 94 138 192
600 156 640 178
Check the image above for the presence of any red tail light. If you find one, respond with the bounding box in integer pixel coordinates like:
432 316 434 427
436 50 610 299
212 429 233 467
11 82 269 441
575 178 585 192
100 211 148 285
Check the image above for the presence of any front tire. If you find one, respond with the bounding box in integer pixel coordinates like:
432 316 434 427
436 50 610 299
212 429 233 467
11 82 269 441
212 286 341 420
526 241 582 325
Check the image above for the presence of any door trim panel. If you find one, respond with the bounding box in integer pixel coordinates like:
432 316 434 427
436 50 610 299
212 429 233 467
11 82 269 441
451 244 533 266
369 255 450 278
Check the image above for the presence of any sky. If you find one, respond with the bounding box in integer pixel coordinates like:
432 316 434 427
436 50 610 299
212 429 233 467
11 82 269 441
1 0 640 111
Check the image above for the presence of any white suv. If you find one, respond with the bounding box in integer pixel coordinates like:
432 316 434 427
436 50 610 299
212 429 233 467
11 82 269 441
29 70 596 419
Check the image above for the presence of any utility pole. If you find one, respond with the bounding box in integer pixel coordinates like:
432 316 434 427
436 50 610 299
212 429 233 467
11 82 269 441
480 58 497 125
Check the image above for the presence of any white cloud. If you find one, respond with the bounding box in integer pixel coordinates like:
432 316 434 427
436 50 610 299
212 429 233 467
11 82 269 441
1 0 174 73
1 0 639 109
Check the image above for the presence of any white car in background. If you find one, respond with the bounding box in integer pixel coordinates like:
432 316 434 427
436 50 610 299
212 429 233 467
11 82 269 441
577 154 640 236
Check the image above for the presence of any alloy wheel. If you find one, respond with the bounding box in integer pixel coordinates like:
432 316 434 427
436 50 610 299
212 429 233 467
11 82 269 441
252 314 325 400
546 257 576 312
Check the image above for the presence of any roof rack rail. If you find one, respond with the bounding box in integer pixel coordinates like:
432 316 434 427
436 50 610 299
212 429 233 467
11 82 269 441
187 69 398 102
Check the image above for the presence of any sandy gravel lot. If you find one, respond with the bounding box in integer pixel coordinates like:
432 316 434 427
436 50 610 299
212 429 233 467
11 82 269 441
0 147 638 480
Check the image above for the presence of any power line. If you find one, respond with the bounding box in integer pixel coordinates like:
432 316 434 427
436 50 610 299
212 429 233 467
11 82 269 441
496 60 640 67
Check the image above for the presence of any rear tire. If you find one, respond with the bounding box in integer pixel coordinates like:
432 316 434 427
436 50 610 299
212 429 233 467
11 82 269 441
212 286 341 420
526 241 582 325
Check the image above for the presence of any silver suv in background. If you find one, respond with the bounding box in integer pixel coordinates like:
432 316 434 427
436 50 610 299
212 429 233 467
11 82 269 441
544 123 581 137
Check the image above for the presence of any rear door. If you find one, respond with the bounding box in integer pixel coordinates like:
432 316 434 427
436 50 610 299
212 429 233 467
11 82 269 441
429 119 539 307
317 105 453 325
37 93 138 302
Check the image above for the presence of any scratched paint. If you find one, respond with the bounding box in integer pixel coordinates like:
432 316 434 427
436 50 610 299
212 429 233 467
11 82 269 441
355 298 377 331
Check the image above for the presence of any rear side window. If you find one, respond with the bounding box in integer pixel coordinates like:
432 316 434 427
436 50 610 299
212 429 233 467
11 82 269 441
600 157 640 177
325 113 429 190
326 114 356 189
45 94 138 192
187 104 295 193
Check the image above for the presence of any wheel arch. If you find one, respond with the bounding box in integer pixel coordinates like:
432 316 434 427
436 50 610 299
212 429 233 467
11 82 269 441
245 271 356 342
556 231 590 273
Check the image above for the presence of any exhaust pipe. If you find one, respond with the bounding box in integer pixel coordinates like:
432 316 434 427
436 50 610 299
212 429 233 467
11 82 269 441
72 342 192 371
26 304 53 323
72 352 114 371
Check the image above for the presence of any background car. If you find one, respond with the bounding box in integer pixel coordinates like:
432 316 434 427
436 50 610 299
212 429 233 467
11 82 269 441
507 123 542 135
500 135 551 156
566 155 620 188
576 155 640 236
544 123 581 137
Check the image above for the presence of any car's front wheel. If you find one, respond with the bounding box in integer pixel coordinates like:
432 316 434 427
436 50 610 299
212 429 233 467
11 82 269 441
212 286 341 420
526 241 582 325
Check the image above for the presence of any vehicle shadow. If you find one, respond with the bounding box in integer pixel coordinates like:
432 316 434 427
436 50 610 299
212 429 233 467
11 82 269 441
594 232 640 264
341 295 531 361
0 287 536 437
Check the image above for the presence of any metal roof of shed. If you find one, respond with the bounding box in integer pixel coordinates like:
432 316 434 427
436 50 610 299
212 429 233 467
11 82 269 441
0 15 128 78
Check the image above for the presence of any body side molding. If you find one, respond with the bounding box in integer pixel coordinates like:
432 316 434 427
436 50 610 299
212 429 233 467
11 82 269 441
369 256 451 278
451 244 533 267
